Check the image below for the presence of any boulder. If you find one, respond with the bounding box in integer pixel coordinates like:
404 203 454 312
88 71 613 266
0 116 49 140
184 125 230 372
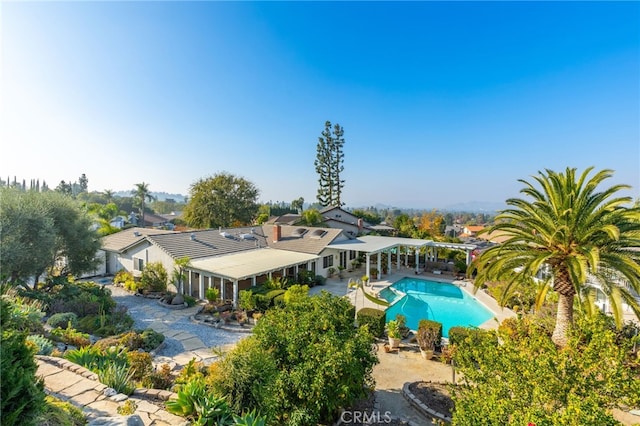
88 415 144 426
171 294 185 305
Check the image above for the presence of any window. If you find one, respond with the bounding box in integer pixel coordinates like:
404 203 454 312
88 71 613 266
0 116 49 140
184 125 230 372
133 258 144 271
323 255 333 269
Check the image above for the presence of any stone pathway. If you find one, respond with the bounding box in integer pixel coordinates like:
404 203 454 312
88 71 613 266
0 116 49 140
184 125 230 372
36 356 186 426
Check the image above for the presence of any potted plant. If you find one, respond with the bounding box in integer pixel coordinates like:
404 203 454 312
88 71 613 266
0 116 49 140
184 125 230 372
387 319 401 349
361 275 370 287
327 267 336 278
370 268 379 280
416 324 439 360
338 265 346 280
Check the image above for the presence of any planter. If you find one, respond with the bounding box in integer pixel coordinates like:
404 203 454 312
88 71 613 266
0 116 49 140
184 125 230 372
420 349 435 360
388 337 401 349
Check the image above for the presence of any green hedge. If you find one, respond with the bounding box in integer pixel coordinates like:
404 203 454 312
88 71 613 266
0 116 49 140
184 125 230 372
265 289 286 304
47 312 78 329
448 326 497 348
356 308 386 338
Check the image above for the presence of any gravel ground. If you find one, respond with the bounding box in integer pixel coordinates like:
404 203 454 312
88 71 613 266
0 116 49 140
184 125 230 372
105 283 244 354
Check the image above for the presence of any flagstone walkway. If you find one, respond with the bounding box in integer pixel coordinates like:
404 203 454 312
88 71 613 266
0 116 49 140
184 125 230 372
36 356 186 426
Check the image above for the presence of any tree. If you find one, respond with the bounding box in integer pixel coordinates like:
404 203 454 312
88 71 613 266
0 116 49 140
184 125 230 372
55 180 72 196
132 182 155 228
183 173 259 228
78 173 88 194
0 188 56 284
208 292 377 425
291 197 304 213
299 208 324 226
314 121 345 207
418 209 444 237
451 316 640 424
172 257 191 294
471 167 640 347
103 189 115 204
0 188 101 287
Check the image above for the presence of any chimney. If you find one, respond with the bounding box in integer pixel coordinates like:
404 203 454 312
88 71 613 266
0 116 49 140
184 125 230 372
357 218 363 231
273 224 281 242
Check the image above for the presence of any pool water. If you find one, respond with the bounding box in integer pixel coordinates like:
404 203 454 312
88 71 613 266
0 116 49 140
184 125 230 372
380 277 493 338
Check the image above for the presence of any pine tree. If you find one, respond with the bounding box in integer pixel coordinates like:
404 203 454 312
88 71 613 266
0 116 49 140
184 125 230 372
314 121 346 207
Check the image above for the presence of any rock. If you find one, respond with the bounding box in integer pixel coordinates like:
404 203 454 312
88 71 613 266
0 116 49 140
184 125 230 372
103 388 118 397
88 415 144 426
109 393 129 402
171 294 184 305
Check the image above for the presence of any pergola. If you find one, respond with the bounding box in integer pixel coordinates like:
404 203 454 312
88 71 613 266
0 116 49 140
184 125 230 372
328 235 477 279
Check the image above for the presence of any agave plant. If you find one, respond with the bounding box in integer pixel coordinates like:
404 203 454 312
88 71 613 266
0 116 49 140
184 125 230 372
26 334 54 355
98 363 135 395
233 409 267 426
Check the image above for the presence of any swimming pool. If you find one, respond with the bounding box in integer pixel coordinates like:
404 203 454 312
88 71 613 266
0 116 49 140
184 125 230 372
380 277 493 338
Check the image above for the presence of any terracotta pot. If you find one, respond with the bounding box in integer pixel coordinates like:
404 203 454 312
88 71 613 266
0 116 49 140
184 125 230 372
420 349 435 360
388 337 401 349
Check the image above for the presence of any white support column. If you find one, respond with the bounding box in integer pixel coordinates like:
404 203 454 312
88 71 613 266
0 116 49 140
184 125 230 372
233 280 239 307
377 253 382 277
466 250 473 265
252 276 257 287
220 278 225 301
199 274 205 300
387 251 392 275
397 246 401 271
366 253 371 279
188 272 192 296
415 249 420 274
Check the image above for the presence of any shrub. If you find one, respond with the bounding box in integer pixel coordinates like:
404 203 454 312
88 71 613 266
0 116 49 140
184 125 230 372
139 262 168 292
356 308 386 338
1 298 46 426
166 377 233 425
98 363 135 395
184 294 197 307
114 270 134 285
48 281 116 317
205 287 219 304
239 290 256 311
272 294 285 308
264 289 285 306
141 363 173 390
49 327 91 348
283 284 309 305
140 328 165 351
314 275 326 286
26 335 54 356
127 351 153 382
37 396 86 426
46 312 78 329
254 294 269 312
117 399 137 416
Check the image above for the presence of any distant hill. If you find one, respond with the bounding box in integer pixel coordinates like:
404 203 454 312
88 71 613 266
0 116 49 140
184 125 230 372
114 191 187 202
442 201 506 213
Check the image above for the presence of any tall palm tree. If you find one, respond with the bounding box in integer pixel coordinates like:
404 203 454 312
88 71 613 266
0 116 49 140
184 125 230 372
471 167 640 347
132 182 154 228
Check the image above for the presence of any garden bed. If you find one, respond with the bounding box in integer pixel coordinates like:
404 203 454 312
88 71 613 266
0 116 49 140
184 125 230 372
405 381 454 421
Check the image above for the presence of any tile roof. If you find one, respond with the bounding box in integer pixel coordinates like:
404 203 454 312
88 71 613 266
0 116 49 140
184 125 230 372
101 227 175 253
147 227 268 260
262 224 345 255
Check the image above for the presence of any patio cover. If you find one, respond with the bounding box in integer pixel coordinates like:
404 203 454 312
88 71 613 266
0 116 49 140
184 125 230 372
328 235 433 254
189 248 319 281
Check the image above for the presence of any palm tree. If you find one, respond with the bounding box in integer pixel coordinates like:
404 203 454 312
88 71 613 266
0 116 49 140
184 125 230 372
132 182 155 228
471 167 640 347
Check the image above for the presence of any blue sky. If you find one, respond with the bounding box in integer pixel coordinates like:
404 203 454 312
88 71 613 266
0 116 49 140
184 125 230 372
2 1 638 209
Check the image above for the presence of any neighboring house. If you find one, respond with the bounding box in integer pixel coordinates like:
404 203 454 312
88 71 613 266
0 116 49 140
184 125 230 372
143 212 173 229
109 216 127 229
369 222 396 235
444 224 464 238
265 214 302 225
99 227 176 276
320 206 372 237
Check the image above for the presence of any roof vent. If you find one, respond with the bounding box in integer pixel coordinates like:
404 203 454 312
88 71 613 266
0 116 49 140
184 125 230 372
190 233 196 241
133 231 141 237
310 229 327 239
240 233 256 240
220 231 234 239
292 227 308 237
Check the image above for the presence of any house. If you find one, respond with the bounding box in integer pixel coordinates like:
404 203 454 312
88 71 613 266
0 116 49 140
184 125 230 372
320 206 372 237
265 214 302 226
142 212 173 229
99 224 350 305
